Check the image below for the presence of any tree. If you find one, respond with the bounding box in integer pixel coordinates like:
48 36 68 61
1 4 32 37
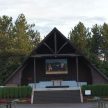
69 22 108 77
13 14 41 55
0 15 13 53
13 14 32 55
0 14 41 85
90 24 102 60
101 23 108 61
69 22 90 55
28 26 41 48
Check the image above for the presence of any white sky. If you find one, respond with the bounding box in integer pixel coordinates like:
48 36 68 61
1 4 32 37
0 0 108 37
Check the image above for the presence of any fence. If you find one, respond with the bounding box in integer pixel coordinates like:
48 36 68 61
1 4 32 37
93 97 108 108
0 101 16 108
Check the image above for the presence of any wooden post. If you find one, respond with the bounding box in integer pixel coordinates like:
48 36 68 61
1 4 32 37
34 58 36 88
76 56 79 86
54 32 57 54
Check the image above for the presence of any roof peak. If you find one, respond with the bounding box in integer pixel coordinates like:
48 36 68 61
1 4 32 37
51 27 59 32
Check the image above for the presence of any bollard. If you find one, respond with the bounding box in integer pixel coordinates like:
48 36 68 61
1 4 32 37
7 101 11 108
9 103 11 108
97 100 106 108
6 104 8 108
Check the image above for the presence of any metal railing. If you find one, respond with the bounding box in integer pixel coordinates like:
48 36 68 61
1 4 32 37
0 101 16 108
93 97 108 108
97 100 106 108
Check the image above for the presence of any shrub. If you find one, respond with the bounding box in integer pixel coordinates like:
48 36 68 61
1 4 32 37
0 86 32 99
82 84 108 97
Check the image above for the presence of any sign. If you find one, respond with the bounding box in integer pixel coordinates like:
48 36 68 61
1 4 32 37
85 90 91 95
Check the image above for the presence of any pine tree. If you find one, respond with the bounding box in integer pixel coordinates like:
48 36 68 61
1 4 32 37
0 15 13 54
13 14 32 55
91 24 102 60
0 14 41 85
101 23 108 61
69 22 90 54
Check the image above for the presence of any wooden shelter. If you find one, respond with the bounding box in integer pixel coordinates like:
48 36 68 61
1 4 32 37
5 28 108 103
5 27 108 86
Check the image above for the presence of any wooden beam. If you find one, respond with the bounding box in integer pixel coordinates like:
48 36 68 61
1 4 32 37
76 57 79 85
31 54 81 58
34 58 36 88
57 42 68 53
43 42 54 53
54 32 57 54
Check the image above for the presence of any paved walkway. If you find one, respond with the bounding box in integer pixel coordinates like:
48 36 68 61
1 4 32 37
14 102 98 108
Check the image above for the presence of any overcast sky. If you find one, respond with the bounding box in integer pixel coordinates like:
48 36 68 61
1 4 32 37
0 0 108 37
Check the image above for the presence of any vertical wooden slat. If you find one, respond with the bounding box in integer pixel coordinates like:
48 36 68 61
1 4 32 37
34 58 36 88
54 32 57 54
76 57 79 85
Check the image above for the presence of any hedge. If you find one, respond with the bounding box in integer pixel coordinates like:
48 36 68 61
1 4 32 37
82 84 108 97
0 86 32 99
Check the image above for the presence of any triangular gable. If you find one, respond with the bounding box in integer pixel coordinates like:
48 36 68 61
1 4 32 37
32 28 77 55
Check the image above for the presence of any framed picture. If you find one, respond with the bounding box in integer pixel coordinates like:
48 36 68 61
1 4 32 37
46 59 68 74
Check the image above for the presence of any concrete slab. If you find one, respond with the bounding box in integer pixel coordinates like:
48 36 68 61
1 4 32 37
15 102 97 108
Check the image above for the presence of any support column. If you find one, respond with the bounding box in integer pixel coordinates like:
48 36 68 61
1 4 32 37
54 32 57 54
76 56 79 86
34 58 36 88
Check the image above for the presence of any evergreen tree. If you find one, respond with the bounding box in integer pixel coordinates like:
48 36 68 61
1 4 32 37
101 23 108 61
28 26 41 48
0 15 13 54
69 22 90 55
0 14 41 85
69 22 108 77
13 14 32 55
90 24 102 60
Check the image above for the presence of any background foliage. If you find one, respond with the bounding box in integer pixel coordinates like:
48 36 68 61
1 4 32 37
0 14 41 85
69 22 108 77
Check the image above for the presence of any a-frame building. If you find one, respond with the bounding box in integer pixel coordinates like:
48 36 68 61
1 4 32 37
5 28 108 103
5 27 108 85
